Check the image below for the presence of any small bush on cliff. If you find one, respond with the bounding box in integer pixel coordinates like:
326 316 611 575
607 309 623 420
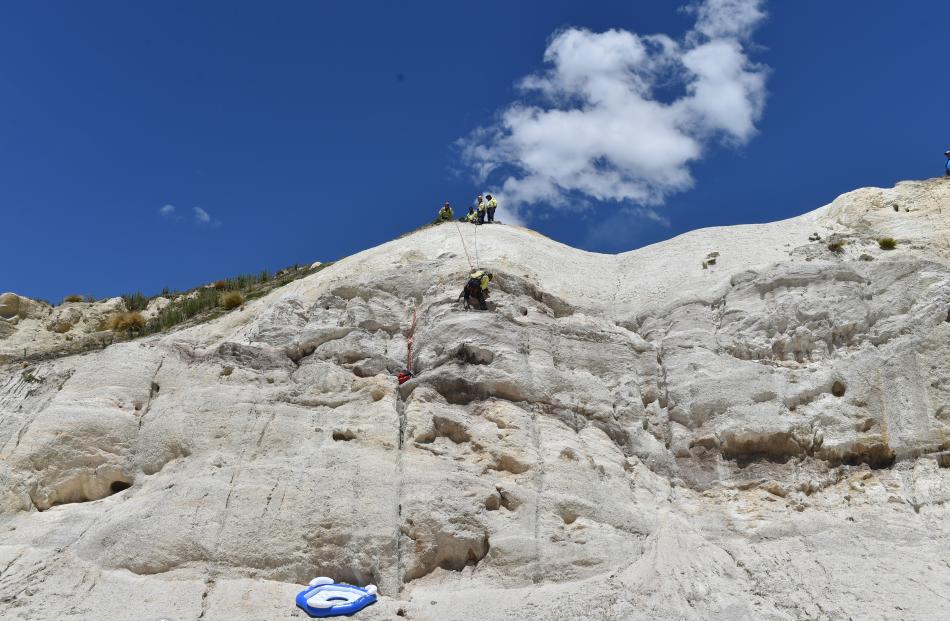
105 311 146 334
878 238 897 250
221 292 244 310
63 294 84 303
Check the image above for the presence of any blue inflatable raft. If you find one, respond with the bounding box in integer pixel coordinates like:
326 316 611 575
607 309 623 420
295 577 378 618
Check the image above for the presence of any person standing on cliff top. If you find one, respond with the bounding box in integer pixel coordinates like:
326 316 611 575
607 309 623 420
475 195 486 225
945 150 950 176
485 194 498 223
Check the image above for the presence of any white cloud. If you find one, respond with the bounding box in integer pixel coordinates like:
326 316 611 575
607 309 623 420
193 206 211 224
159 204 176 217
632 206 671 227
459 0 768 220
689 0 766 40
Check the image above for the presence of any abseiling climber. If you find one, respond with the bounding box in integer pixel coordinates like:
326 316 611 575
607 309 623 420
459 269 493 310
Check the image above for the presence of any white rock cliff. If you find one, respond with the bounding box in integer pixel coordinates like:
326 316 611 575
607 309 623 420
1 178 949 620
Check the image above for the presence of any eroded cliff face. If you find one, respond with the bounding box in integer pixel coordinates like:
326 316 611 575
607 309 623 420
1 178 949 620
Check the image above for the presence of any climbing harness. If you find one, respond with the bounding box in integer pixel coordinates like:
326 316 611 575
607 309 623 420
295 577 378 618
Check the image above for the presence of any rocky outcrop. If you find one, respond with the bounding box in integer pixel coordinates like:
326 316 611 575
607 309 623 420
0 296 131 363
1 178 949 620
0 293 48 322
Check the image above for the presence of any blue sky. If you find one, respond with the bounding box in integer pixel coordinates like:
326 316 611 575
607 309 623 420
2 1 948 302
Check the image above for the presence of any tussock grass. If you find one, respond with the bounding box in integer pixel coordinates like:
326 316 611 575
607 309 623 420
878 238 897 250
147 288 221 334
63 294 84 303
121 292 149 312
104 311 146 334
827 240 846 253
221 292 244 310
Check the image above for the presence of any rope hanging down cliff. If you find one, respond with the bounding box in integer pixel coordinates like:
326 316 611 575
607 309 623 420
397 305 418 385
474 221 479 269
453 220 480 271
454 221 474 270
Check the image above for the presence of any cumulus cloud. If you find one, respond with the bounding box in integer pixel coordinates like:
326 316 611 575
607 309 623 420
459 0 768 219
193 206 211 224
159 204 176 217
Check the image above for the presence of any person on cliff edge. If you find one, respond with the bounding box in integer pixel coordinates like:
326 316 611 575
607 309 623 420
437 201 454 222
485 194 498 222
945 150 950 177
475 195 486 225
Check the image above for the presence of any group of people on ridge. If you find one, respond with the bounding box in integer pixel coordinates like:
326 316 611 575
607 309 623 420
436 194 499 224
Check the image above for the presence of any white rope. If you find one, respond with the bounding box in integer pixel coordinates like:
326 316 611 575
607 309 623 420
454 221 475 270
473 222 479 270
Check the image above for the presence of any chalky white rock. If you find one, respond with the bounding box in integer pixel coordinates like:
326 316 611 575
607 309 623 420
1 178 949 619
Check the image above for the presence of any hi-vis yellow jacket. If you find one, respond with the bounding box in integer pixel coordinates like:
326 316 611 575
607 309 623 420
470 270 492 290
